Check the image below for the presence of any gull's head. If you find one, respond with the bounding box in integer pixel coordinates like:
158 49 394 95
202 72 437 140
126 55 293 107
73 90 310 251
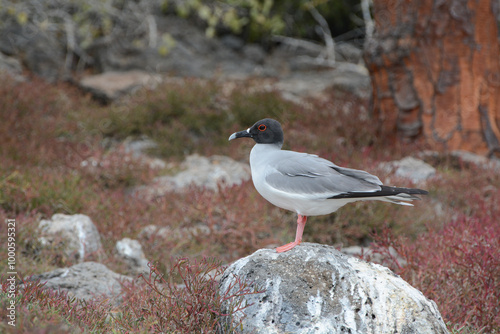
229 118 284 147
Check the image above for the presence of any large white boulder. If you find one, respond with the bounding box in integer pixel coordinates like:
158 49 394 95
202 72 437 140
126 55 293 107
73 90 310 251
219 243 449 334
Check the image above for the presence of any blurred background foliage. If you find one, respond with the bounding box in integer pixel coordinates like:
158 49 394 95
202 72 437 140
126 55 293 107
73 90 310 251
166 0 363 41
0 0 364 53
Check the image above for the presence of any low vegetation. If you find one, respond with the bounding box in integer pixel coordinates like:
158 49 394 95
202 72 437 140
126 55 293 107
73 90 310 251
1 258 261 333
0 74 498 332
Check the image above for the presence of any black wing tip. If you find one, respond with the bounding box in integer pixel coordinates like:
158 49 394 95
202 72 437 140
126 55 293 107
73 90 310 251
378 185 428 195
396 187 428 195
328 186 428 199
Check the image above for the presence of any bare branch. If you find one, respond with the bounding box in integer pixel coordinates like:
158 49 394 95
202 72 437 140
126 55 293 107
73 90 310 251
271 35 324 54
361 0 374 40
146 15 158 48
307 4 335 62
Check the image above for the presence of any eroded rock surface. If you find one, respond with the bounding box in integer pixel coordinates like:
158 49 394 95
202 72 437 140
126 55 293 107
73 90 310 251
219 243 449 334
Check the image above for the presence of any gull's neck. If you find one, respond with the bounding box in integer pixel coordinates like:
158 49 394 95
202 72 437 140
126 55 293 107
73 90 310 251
250 143 282 167
252 142 282 153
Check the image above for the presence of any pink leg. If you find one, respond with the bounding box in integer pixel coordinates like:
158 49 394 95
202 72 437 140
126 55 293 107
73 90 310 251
276 215 307 253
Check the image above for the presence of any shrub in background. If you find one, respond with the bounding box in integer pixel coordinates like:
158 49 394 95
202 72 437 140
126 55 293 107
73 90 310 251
118 257 262 333
370 212 500 332
0 258 261 333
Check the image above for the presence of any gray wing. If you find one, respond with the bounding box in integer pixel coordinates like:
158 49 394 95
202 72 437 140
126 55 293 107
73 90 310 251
265 152 383 198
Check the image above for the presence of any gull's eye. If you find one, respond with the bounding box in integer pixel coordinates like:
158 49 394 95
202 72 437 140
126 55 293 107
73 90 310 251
258 124 267 131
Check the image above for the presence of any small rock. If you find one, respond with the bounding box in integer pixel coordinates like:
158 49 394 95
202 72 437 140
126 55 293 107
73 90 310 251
449 150 500 170
335 42 364 64
417 150 500 171
242 44 267 64
0 22 63 82
380 156 436 183
133 154 251 198
121 136 167 170
219 243 449 334
176 154 251 190
115 238 150 275
329 62 371 99
79 70 161 103
220 35 245 51
276 71 338 99
27 262 132 305
0 52 24 81
139 224 171 239
274 63 370 103
122 136 158 155
39 214 102 261
139 224 210 241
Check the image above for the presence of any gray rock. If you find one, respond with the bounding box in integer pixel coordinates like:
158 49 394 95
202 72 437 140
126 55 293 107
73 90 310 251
139 224 211 241
446 150 499 170
28 262 131 304
242 44 267 64
0 21 64 82
274 63 370 103
450 150 500 169
133 154 251 198
119 136 167 170
115 238 150 274
1 0 370 97
139 224 171 239
335 42 364 64
269 38 363 66
122 136 159 155
96 15 264 79
380 157 436 183
220 35 245 51
329 63 371 99
38 214 102 261
81 136 166 172
0 52 24 81
219 243 449 334
79 70 161 103
275 71 338 99
417 150 500 171
1 5 371 105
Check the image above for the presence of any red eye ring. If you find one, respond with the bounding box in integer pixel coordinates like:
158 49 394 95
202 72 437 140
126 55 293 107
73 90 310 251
258 124 267 131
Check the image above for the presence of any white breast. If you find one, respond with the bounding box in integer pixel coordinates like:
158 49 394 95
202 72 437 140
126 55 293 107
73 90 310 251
249 144 356 216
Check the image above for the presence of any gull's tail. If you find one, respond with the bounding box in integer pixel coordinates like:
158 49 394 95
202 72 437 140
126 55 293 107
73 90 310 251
329 186 428 206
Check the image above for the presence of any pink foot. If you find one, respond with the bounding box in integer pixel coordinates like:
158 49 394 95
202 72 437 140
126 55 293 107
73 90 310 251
276 215 307 253
276 240 301 253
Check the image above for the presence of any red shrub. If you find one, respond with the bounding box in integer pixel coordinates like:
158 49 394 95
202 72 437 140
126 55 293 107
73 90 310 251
0 276 112 333
117 257 263 333
370 213 500 332
1 258 262 333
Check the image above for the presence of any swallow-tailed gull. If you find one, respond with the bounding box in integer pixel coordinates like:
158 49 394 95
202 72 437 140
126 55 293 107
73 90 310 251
229 118 428 253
